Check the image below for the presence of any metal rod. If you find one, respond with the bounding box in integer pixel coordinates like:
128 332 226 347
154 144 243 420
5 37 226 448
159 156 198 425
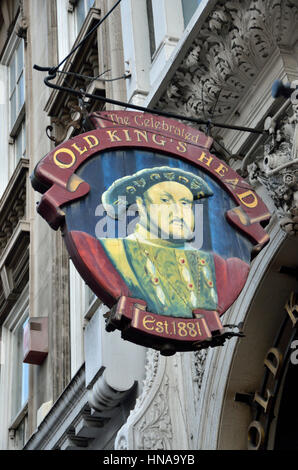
37 72 266 135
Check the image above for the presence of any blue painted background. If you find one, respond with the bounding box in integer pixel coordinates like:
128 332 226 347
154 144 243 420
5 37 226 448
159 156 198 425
64 149 252 263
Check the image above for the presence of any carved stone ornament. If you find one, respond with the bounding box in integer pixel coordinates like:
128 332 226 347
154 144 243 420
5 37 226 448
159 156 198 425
192 349 208 400
247 102 298 235
157 0 298 126
48 99 85 145
46 40 101 145
114 348 209 450
15 0 28 41
114 349 169 450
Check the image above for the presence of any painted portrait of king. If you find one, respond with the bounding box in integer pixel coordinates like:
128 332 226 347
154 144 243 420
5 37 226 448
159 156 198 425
86 166 250 319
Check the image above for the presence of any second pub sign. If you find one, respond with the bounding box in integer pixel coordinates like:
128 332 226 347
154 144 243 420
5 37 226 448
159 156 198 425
31 111 271 355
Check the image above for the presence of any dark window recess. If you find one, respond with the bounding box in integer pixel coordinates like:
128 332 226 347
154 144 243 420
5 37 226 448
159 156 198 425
147 0 156 58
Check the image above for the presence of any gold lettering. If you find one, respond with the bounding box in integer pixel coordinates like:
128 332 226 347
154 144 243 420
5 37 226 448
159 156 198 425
215 163 229 178
254 389 273 414
152 133 166 146
264 347 283 378
177 322 188 337
107 113 117 124
248 421 265 451
155 321 164 334
106 130 122 142
83 134 99 148
161 120 169 131
53 147 76 169
143 315 155 331
187 323 198 337
285 292 298 327
134 114 143 126
176 141 187 153
198 152 213 167
116 116 125 125
123 129 132 141
191 134 200 144
107 114 129 125
164 320 169 335
238 190 258 208
71 143 88 155
134 130 149 142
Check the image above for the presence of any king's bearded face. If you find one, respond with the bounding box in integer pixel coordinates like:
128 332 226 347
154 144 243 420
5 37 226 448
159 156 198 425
136 181 195 242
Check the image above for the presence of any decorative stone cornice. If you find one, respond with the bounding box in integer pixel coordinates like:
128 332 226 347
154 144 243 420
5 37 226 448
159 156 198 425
0 160 28 257
157 0 298 127
247 100 298 235
0 159 29 324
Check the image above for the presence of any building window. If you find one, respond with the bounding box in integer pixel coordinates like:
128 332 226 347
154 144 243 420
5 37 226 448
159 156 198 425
146 0 156 58
13 316 29 418
58 0 96 63
76 0 95 33
9 40 25 133
5 37 26 176
13 119 26 165
69 260 100 378
13 413 28 449
0 288 29 449
69 260 85 377
182 0 202 26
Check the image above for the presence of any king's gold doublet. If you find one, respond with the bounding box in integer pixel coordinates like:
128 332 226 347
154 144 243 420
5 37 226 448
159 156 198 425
100 237 218 318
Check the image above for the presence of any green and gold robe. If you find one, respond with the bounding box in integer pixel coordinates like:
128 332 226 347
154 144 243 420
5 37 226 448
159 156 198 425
99 237 218 318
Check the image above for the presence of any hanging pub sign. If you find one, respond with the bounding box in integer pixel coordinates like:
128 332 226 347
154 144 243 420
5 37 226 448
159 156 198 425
31 111 271 356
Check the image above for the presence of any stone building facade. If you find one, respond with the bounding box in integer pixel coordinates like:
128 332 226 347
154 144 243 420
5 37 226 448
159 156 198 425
0 0 298 451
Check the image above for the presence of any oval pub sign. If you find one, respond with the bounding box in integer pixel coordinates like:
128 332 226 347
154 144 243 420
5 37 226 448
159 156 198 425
31 111 271 356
